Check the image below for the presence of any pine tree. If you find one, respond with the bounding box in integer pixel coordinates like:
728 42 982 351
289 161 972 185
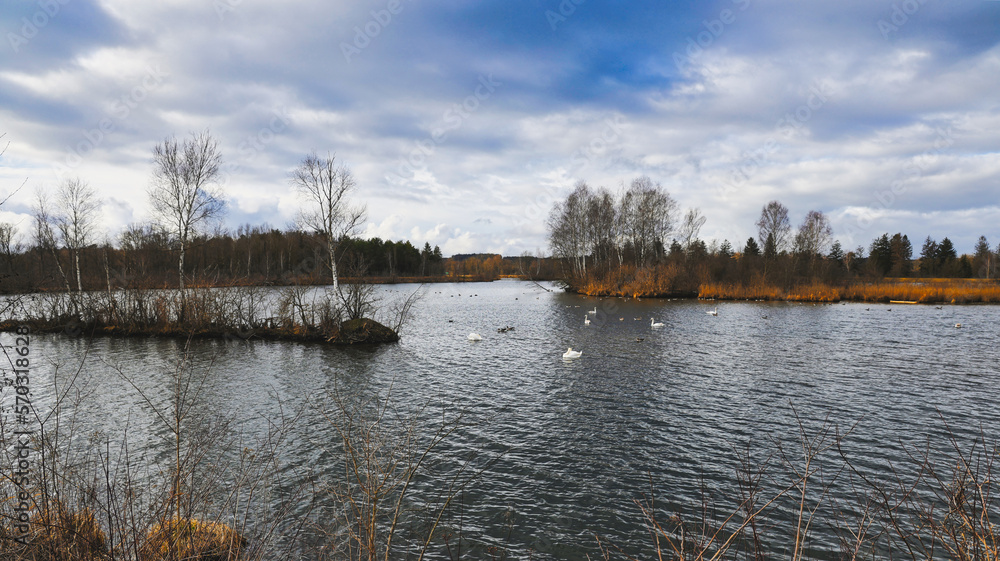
743 237 760 257
763 232 777 260
828 240 844 263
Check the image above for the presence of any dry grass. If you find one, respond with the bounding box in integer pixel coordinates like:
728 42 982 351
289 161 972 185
698 281 785 301
844 278 1000 304
138 518 245 561
701 278 1000 303
577 264 693 298
0 502 108 561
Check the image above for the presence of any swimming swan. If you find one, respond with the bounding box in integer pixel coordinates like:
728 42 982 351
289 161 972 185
707 307 718 316
584 316 591 325
562 347 582 359
467 333 482 341
650 318 665 328
588 307 597 315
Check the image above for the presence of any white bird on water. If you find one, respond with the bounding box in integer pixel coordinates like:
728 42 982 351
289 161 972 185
584 315 591 325
467 333 482 341
955 323 962 329
707 307 718 316
588 306 597 315
562 347 582 359
650 318 665 328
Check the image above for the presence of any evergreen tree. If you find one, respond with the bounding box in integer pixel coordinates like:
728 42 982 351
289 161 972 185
869 233 892 275
743 237 760 257
919 236 938 276
763 232 777 260
973 235 992 278
889 233 912 277
719 239 734 258
958 255 973 278
828 240 844 263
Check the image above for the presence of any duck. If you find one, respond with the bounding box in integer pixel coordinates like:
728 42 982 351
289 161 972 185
650 318 665 328
562 347 582 359
467 333 482 341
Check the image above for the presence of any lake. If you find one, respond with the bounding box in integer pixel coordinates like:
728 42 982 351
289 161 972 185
9 280 1000 559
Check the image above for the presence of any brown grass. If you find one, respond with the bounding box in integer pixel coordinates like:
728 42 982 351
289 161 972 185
575 264 695 298
701 278 1000 303
0 502 108 561
139 517 245 561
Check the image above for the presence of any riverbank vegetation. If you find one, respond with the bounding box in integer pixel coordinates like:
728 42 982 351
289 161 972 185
548 179 999 302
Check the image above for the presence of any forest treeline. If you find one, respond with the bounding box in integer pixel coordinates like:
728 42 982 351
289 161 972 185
0 224 559 293
547 178 999 301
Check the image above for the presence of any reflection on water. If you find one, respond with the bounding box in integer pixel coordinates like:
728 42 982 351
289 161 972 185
20 280 1000 559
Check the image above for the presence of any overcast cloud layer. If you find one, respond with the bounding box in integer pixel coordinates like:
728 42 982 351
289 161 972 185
1 0 998 256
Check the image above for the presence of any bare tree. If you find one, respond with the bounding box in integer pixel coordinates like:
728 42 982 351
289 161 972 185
32 190 73 294
291 152 366 291
0 222 20 269
756 200 792 255
54 178 102 292
586 187 617 266
677 207 707 250
547 180 592 277
620 176 677 266
793 210 833 258
149 130 225 290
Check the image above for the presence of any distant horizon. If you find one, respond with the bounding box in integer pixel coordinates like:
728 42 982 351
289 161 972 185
2 1 999 256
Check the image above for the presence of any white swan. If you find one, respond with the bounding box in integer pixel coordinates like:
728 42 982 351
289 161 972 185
650 318 664 328
588 306 597 315
467 333 482 341
562 347 582 359
707 307 718 316
584 315 591 325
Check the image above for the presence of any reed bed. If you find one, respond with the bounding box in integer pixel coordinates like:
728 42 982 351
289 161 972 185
700 279 1000 303
576 264 695 298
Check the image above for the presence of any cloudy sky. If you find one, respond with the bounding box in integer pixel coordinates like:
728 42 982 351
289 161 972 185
1 0 998 256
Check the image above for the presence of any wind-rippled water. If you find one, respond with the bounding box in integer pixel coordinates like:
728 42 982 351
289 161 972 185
16 280 1000 559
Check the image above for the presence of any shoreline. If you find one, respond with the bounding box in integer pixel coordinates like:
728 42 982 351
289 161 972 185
0 317 400 345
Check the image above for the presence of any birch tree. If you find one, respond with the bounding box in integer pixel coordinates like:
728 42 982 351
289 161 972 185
620 176 677 266
677 207 707 251
149 130 225 290
32 191 73 294
291 152 366 291
55 178 102 292
756 200 791 255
